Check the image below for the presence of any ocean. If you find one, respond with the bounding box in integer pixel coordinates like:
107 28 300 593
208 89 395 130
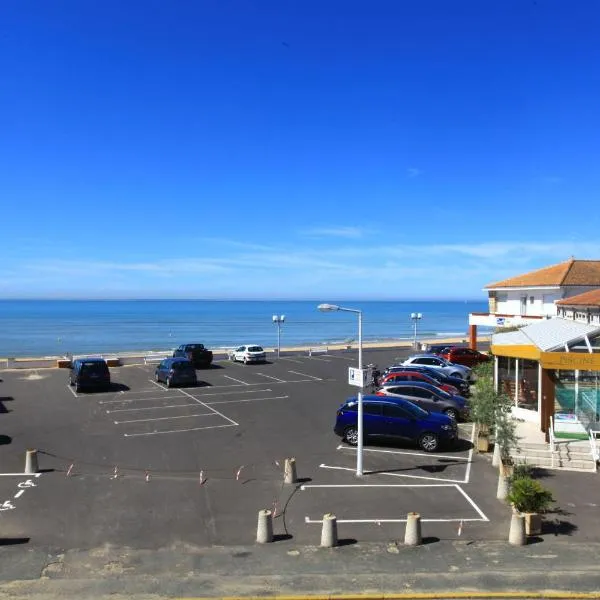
0 299 490 357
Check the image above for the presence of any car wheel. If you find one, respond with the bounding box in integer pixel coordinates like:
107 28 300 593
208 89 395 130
74 383 81 393
344 426 359 446
444 408 458 421
243 357 248 364
451 372 463 379
154 372 160 382
418 432 439 452
166 377 172 388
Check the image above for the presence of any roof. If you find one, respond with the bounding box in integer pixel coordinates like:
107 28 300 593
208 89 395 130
556 289 600 307
493 318 600 352
486 259 600 289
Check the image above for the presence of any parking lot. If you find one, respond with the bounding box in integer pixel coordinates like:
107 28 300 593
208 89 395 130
0 346 588 552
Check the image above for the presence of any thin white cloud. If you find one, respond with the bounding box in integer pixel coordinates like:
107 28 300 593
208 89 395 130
407 167 423 178
300 226 369 239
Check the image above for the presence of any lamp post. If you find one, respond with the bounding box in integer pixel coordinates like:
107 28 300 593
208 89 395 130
272 315 285 358
411 312 422 349
318 303 364 477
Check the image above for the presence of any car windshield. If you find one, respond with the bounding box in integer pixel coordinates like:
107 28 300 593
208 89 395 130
401 400 428 419
248 346 263 352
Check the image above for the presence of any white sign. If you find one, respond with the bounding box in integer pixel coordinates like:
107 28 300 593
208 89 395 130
348 367 371 387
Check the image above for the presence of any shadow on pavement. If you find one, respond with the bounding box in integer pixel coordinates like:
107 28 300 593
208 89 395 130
0 435 11 445
0 538 30 546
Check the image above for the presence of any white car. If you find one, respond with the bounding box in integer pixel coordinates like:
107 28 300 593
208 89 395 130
401 354 472 380
228 345 267 364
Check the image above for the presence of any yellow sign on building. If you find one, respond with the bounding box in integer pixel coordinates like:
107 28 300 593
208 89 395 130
540 352 600 370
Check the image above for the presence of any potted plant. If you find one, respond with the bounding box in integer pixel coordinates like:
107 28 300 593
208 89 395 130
506 475 554 535
494 411 519 476
468 367 497 452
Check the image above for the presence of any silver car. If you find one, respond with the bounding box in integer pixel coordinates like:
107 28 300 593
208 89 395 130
228 345 267 364
401 354 472 380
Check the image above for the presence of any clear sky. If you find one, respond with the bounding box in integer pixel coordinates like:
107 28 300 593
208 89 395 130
1 1 599 300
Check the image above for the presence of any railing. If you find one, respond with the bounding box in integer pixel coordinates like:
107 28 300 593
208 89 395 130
588 429 600 464
549 416 556 468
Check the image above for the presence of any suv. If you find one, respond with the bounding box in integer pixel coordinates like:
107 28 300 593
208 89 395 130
173 344 213 368
334 395 458 452
440 346 490 368
155 358 198 388
69 358 111 393
401 354 472 380
379 371 460 395
377 381 467 421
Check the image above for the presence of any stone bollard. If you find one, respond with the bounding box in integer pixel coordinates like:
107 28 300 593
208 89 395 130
404 512 422 546
497 473 510 502
25 449 39 474
320 513 338 547
508 513 527 546
283 457 297 485
492 442 501 468
256 509 274 543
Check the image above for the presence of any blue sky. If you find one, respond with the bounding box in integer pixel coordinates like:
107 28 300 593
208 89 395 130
1 0 600 300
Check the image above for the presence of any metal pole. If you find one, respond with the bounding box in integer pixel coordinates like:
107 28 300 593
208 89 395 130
277 321 281 358
357 310 363 477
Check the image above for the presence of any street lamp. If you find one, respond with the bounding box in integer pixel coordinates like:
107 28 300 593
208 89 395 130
318 303 364 477
411 312 423 349
272 315 285 358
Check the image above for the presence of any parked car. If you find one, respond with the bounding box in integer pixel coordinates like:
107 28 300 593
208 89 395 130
439 346 490 368
379 370 460 395
155 357 198 388
382 365 471 396
424 344 454 355
228 345 267 364
377 381 468 421
334 395 458 452
401 354 472 380
68 358 111 393
173 343 213 368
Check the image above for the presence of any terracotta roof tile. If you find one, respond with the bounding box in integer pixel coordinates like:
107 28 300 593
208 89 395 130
556 289 600 307
486 259 600 289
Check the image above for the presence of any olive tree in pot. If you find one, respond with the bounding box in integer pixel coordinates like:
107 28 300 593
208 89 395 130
469 363 497 452
494 410 519 476
506 475 554 535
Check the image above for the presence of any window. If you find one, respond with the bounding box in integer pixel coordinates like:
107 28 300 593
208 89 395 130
383 404 409 418
530 296 535 304
363 403 382 415
409 388 430 399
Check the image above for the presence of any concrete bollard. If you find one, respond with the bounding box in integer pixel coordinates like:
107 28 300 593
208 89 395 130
256 509 274 544
497 473 510 502
283 457 297 485
508 513 527 546
492 442 501 468
320 513 338 547
24 449 39 474
404 512 422 546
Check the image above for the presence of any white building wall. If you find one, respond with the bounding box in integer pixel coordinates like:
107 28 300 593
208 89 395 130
496 290 560 317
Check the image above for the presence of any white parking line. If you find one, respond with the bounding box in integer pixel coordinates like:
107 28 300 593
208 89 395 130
277 357 304 364
326 355 356 362
223 375 250 385
149 379 167 390
124 423 237 438
66 385 78 398
464 423 476 484
0 473 42 477
107 403 199 414
178 388 239 426
308 356 330 362
255 373 287 383
14 490 25 499
205 395 289 405
336 445 470 461
114 412 220 425
301 483 449 489
319 463 465 484
99 395 183 405
191 388 271 398
455 483 489 521
287 370 322 381
304 516 484 524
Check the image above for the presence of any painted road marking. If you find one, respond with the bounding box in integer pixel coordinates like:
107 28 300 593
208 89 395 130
304 516 485 524
336 445 470 461
17 480 36 488
0 473 42 477
287 370 322 381
67 385 78 398
205 395 289 405
114 412 219 425
101 388 272 404
455 483 489 521
255 373 286 383
0 501 16 511
149 379 168 390
277 357 304 364
178 388 239 426
124 423 237 438
308 356 331 362
99 394 183 405
319 463 465 484
14 490 25 499
301 483 450 490
464 422 476 484
107 403 200 414
223 375 250 385
325 355 356 362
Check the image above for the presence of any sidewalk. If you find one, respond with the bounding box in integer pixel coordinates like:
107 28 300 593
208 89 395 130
1 539 599 598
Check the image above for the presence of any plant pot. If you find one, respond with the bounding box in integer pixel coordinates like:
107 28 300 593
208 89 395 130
477 434 490 453
500 461 514 477
524 512 542 536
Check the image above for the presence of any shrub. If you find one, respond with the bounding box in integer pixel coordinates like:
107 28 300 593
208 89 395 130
507 476 554 514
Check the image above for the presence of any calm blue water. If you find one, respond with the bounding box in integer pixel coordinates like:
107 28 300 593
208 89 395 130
0 300 489 357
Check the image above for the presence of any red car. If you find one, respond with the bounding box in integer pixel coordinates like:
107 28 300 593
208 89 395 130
378 371 460 396
440 347 490 368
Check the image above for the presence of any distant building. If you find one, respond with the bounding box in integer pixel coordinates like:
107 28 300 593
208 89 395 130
468 259 600 347
556 289 600 325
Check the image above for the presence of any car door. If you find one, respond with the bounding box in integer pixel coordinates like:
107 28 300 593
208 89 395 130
156 360 168 382
381 403 414 441
361 402 385 438
409 386 441 413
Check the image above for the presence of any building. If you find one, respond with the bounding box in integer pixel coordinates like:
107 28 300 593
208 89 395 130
468 259 600 348
556 289 600 325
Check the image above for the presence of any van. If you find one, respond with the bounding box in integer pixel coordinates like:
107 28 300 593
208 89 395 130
69 358 111 392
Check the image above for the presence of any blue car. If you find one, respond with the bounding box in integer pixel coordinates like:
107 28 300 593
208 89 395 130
334 395 458 452
155 357 198 388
